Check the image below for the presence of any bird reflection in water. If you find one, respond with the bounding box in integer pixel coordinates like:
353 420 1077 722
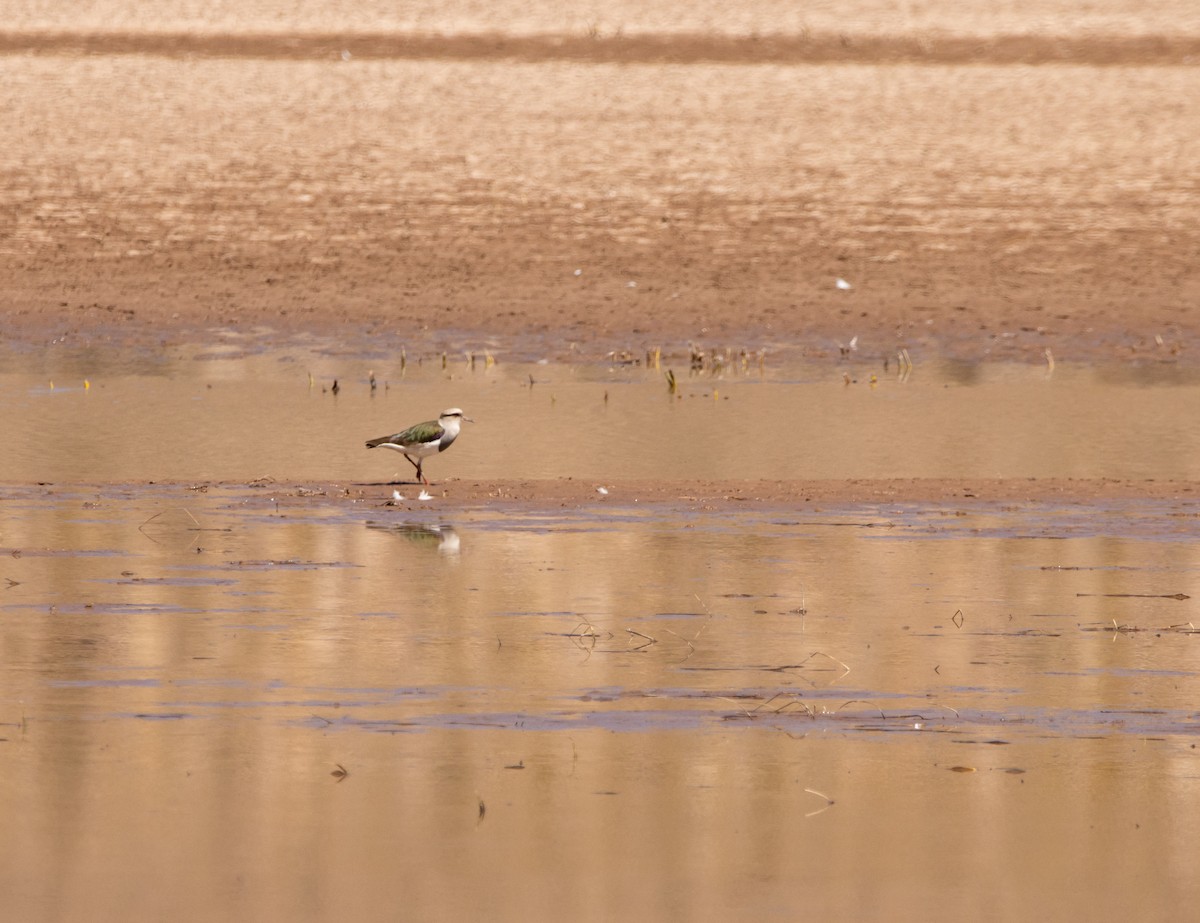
367 521 461 556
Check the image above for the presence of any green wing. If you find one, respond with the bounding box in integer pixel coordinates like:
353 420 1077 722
366 419 443 448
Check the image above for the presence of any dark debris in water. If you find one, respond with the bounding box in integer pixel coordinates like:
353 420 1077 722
226 559 360 570
1081 620 1200 635
131 712 189 720
104 575 236 587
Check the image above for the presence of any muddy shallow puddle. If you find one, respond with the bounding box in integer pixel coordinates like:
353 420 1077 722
3 339 1200 483
2 344 1200 920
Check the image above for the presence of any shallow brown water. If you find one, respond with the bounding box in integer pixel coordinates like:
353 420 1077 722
3 350 1200 921
4 341 1200 484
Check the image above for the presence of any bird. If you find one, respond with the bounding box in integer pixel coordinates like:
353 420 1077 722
365 408 471 485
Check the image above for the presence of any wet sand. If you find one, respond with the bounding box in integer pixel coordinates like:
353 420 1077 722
231 476 1200 510
2 1 1200 386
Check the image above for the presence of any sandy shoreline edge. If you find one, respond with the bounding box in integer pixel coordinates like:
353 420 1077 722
8 478 1199 507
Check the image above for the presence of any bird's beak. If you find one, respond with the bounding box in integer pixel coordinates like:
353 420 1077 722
464 416 475 423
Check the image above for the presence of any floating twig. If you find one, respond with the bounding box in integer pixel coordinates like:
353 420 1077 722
625 628 658 651
804 788 836 818
765 650 851 679
834 699 886 719
745 693 817 719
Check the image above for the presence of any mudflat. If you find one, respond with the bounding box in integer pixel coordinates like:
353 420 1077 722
4 9 1200 920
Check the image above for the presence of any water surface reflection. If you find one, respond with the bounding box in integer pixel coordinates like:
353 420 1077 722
4 348 1200 483
1 484 1198 920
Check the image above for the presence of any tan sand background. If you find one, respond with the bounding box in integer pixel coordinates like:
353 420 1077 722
1 0 1199 363
7 0 1200 38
